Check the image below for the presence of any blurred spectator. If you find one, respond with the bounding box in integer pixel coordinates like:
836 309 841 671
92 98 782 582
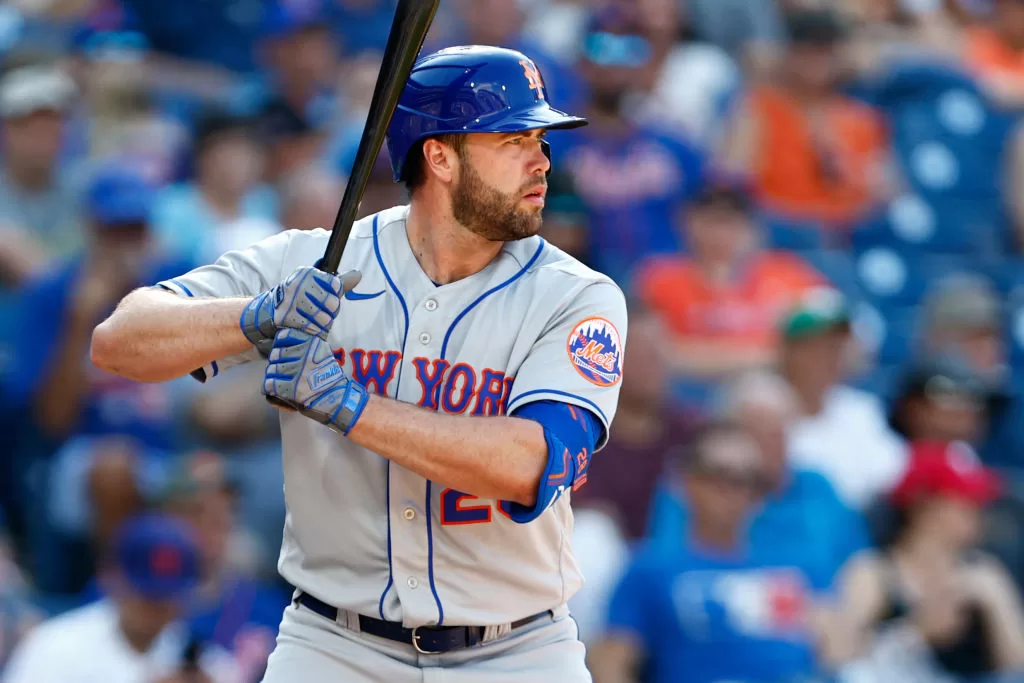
63 15 190 183
684 0 786 68
443 0 584 111
278 166 344 232
631 0 742 143
590 421 849 683
254 2 339 128
719 7 894 229
634 176 824 379
919 274 1007 384
158 452 288 683
783 288 909 510
963 0 1024 110
837 441 1024 680
648 370 869 593
152 112 278 266
888 356 990 447
257 98 329 188
3 513 239 682
915 274 1024 471
6 163 190 447
2 164 194 593
550 3 704 286
0 63 83 272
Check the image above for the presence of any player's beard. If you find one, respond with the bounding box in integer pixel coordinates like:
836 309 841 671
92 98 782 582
451 159 543 242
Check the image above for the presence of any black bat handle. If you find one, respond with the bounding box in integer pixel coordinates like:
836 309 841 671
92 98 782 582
319 0 440 274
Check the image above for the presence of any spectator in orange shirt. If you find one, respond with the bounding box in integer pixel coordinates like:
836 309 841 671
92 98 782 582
964 0 1024 109
634 175 825 380
718 8 893 228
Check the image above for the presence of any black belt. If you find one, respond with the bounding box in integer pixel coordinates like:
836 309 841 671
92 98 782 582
295 591 551 654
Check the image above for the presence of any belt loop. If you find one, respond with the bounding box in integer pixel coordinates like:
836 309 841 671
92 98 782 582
339 608 362 632
482 622 513 643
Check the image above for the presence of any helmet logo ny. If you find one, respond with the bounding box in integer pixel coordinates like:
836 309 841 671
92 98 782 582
519 60 545 100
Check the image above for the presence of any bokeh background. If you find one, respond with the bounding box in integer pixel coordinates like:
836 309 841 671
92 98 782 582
0 0 1023 681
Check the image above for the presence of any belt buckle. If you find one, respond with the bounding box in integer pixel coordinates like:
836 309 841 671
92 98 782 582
411 626 441 655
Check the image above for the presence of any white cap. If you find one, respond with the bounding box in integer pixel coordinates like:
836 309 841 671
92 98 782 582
0 65 76 118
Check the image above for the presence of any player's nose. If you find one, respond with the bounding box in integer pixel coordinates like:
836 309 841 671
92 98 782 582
529 139 551 175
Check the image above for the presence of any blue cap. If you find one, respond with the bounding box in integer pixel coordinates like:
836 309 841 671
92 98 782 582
111 513 201 601
86 164 156 225
71 3 148 60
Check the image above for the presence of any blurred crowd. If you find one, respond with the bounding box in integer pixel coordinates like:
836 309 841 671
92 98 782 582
0 0 1021 681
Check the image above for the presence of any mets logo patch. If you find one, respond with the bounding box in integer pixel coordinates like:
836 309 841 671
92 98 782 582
567 317 622 387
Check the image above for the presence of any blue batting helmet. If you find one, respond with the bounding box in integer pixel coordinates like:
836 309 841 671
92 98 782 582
385 45 588 182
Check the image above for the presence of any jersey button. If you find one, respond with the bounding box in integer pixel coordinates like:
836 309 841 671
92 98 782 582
425 299 438 311
407 577 419 589
418 332 431 345
403 507 416 520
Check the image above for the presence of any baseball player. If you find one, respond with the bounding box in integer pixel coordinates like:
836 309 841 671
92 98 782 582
91 45 627 682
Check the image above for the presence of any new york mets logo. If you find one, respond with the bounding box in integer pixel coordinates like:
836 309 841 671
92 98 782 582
520 59 546 100
566 317 622 387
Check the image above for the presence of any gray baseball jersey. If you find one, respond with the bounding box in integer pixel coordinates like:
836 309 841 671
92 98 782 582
158 205 627 627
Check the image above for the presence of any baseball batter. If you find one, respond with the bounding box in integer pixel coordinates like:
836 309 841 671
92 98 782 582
91 46 627 682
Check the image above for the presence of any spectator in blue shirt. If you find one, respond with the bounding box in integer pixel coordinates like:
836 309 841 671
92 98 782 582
591 421 850 683
151 112 279 266
648 369 870 594
3 163 194 592
548 5 704 287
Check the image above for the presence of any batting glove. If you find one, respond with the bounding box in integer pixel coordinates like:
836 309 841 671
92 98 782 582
240 266 361 355
262 328 370 435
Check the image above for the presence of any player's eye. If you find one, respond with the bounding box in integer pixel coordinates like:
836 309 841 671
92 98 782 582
507 136 524 145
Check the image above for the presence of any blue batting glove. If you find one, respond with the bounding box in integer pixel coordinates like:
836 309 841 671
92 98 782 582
241 267 361 355
262 328 369 435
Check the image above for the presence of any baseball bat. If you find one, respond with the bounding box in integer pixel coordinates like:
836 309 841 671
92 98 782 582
319 0 441 274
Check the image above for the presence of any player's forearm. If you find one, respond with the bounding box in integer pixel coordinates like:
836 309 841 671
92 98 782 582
91 287 253 383
348 395 548 506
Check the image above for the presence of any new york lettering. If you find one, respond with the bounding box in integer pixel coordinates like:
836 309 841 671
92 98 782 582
332 349 513 416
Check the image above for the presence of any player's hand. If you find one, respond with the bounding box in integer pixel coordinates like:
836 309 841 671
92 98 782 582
261 328 369 434
240 266 361 355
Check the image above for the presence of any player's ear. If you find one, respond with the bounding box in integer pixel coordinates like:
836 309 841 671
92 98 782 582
422 138 457 185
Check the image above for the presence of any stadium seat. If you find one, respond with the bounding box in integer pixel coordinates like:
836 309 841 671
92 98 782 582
759 214 827 251
800 249 859 298
851 193 1011 257
854 249 963 309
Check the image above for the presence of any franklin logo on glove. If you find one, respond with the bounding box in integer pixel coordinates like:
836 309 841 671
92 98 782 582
308 362 345 392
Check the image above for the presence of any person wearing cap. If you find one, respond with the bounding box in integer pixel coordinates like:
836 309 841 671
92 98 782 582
634 174 825 381
782 287 909 511
716 6 892 228
0 63 83 276
3 513 239 682
550 3 705 285
1 164 194 592
591 421 850 683
836 441 1024 678
917 273 1024 470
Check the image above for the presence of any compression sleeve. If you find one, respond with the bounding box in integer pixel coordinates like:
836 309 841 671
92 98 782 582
507 400 602 523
